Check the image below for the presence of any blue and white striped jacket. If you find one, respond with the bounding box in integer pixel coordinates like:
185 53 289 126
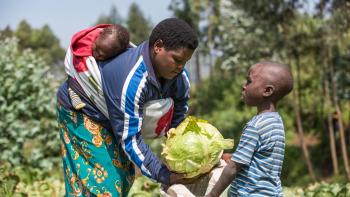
57 41 190 184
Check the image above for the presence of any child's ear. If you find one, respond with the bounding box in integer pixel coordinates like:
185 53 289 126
263 85 274 97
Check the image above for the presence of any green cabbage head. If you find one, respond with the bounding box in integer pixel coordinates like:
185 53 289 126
161 116 234 178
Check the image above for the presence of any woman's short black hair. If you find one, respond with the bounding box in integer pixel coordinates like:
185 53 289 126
149 18 198 51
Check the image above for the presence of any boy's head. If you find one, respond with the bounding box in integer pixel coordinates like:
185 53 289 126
242 61 293 106
149 18 198 80
92 24 129 61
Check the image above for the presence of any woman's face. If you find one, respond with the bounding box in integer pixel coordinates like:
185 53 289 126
151 40 194 80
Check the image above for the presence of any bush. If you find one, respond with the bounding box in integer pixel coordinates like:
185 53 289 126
0 37 60 169
0 162 64 197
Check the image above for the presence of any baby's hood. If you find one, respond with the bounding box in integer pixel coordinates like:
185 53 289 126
70 24 111 57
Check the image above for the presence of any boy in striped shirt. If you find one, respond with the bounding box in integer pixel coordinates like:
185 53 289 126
205 61 293 197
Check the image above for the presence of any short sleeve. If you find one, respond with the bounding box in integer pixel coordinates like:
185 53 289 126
232 125 259 166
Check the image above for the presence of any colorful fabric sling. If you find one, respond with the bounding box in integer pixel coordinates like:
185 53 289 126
64 24 110 118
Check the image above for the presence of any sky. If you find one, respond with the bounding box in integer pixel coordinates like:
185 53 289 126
0 0 173 48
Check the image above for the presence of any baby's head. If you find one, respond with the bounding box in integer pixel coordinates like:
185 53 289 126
92 24 129 61
242 61 293 106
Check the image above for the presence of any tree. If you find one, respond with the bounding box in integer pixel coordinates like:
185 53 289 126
190 0 342 183
169 0 223 82
126 3 151 45
95 5 124 25
31 25 65 65
10 20 65 65
185 0 350 184
15 20 32 50
323 44 339 176
314 0 350 180
0 37 60 169
170 0 201 82
0 25 13 40
291 52 317 182
328 1 350 180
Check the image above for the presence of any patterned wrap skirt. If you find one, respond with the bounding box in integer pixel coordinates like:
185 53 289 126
57 104 135 197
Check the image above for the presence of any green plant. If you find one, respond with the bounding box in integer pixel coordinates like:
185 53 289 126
128 176 160 197
0 36 60 169
162 116 234 178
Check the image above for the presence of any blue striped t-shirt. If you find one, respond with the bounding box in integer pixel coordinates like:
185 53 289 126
229 112 285 197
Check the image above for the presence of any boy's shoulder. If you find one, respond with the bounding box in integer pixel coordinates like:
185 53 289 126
246 112 283 131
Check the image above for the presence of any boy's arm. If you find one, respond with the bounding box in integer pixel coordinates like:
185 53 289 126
206 125 259 197
205 160 243 197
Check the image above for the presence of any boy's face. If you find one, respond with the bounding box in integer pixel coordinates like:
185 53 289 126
92 34 116 61
241 64 266 106
152 40 194 80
